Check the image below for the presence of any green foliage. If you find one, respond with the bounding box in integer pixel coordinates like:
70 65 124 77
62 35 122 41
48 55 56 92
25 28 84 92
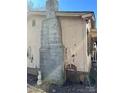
89 68 97 86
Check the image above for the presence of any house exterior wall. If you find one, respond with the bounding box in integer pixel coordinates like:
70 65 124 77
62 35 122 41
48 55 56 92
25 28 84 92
27 14 91 73
59 16 85 71
27 15 45 68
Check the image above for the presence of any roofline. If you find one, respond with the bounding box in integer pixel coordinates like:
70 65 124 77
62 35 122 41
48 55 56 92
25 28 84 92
58 11 94 14
28 11 95 20
28 10 94 13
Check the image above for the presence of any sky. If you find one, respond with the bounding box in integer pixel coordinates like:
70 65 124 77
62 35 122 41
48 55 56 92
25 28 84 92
28 0 97 18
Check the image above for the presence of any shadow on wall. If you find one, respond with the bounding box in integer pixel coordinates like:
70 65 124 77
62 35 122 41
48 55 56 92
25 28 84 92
65 64 86 84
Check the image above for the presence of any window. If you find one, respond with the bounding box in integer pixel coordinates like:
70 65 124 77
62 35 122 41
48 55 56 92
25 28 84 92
32 19 36 27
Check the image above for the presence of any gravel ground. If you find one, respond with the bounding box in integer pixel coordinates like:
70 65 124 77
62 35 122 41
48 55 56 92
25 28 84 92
48 84 96 93
27 74 96 93
27 74 38 86
28 84 46 93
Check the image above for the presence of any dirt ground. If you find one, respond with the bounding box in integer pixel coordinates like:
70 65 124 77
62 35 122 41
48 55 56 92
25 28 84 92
27 74 96 93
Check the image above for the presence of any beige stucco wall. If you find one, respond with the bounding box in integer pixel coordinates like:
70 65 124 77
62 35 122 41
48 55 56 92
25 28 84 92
27 15 45 68
59 16 85 71
27 14 91 72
